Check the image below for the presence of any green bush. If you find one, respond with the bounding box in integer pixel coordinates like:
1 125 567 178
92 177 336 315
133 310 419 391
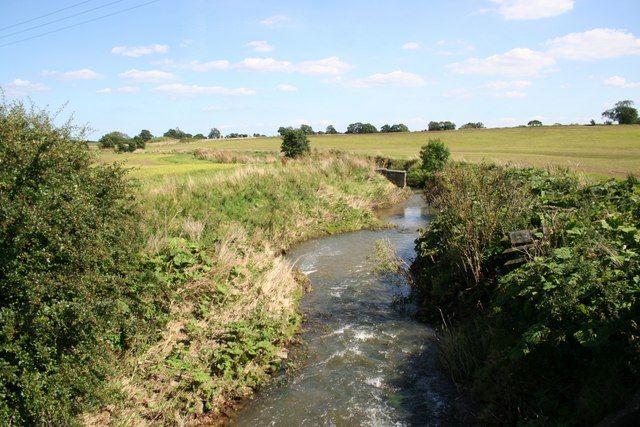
280 128 310 158
0 100 155 424
413 163 640 424
419 138 450 177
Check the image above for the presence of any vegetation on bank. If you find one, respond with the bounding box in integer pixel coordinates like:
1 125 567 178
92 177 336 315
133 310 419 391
0 100 406 425
412 161 640 424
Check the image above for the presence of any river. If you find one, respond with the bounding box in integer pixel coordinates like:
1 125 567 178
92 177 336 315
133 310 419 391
230 193 462 426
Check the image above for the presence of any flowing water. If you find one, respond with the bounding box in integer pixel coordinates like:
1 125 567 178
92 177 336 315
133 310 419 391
230 193 460 426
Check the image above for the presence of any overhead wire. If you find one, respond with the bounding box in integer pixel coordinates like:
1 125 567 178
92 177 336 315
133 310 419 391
0 0 161 48
0 0 95 32
0 0 128 40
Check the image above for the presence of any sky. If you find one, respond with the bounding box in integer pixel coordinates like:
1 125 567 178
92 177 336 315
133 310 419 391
1 0 639 137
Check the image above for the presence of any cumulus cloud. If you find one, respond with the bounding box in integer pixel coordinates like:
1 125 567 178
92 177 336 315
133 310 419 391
152 83 256 96
260 15 290 28
340 70 426 88
236 57 351 75
4 78 50 96
604 76 640 89
401 42 420 50
449 48 555 76
491 0 574 20
547 29 640 61
496 90 527 98
111 44 169 57
276 84 297 92
246 40 274 53
42 68 103 80
481 80 532 89
96 86 140 94
443 88 473 99
118 69 175 83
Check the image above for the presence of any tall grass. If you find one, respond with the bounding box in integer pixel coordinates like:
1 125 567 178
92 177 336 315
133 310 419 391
84 153 406 425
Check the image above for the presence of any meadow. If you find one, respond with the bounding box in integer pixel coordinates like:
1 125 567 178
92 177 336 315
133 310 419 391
135 125 640 178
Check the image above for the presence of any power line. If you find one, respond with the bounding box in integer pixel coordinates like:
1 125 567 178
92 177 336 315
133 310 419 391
0 0 161 48
0 0 95 32
1 0 128 40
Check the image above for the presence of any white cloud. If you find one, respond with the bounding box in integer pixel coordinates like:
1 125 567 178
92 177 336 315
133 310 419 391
481 80 532 89
246 40 274 53
443 88 473 98
118 69 175 83
42 68 103 80
295 57 351 75
496 90 527 98
96 86 141 94
344 70 426 88
491 0 574 20
547 29 640 61
449 48 555 76
401 42 420 50
236 57 351 75
187 60 230 72
4 78 50 96
237 57 292 72
276 84 297 92
152 83 256 96
434 40 474 56
260 15 290 28
604 76 640 89
111 44 169 57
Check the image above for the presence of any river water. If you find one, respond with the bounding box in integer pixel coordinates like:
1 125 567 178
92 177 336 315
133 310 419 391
230 193 460 426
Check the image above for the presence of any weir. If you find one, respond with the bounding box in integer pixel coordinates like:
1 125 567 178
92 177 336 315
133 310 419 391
375 168 407 188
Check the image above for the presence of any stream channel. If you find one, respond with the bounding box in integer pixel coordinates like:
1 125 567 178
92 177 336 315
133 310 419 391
230 192 462 426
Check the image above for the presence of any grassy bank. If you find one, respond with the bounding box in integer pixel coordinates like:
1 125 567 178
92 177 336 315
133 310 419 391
412 162 640 424
84 153 406 425
138 125 640 177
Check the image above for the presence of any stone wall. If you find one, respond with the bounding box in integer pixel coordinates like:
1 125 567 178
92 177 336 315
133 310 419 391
375 168 407 188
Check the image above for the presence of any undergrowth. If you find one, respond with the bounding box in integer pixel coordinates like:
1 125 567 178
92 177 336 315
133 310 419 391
413 162 640 425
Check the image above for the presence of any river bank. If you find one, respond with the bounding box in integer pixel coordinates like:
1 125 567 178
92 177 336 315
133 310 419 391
83 153 408 425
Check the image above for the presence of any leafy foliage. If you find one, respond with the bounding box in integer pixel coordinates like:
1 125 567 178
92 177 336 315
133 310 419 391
0 100 160 424
460 122 485 129
528 119 543 127
380 123 409 133
428 121 456 131
413 163 640 424
419 138 450 177
345 122 378 134
603 100 639 125
325 124 338 134
280 128 310 158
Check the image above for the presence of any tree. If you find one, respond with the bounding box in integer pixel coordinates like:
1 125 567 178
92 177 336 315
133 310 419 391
602 100 638 125
460 122 485 129
0 99 145 424
280 128 310 158
381 123 409 133
278 126 294 136
345 122 378 134
300 124 315 135
98 131 140 152
589 119 596 126
528 120 543 127
163 127 188 139
325 125 338 134
419 138 450 175
138 129 153 142
208 128 221 139
428 121 442 131
429 121 456 131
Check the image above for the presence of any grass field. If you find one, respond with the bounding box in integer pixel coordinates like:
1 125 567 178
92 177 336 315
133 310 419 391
98 152 237 178
132 125 640 178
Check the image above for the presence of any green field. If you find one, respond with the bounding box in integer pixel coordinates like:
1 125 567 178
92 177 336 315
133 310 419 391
135 125 640 178
98 152 237 179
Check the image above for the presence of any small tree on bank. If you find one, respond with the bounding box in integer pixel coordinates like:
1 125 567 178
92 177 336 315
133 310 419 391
420 138 450 175
280 128 310 158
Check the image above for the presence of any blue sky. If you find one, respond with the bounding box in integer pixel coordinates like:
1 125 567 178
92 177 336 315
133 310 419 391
1 0 639 137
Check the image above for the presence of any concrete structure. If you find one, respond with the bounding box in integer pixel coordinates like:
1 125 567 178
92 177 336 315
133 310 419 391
375 168 407 188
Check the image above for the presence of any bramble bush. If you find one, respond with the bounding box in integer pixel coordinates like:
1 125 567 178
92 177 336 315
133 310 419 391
0 100 161 424
413 163 640 424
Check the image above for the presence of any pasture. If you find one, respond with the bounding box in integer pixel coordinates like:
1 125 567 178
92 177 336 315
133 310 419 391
133 125 640 178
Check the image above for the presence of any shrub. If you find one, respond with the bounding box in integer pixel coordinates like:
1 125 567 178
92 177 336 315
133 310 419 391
419 138 450 176
280 128 310 158
98 131 129 149
0 100 152 424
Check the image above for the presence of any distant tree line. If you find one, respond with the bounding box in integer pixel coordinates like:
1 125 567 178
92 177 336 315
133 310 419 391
98 129 152 152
